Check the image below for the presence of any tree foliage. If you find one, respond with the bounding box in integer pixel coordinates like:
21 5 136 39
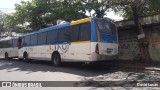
81 0 111 18
5 0 160 34
0 11 14 37
0 11 5 35
11 0 114 30
0 11 25 38
111 0 160 19
13 0 87 30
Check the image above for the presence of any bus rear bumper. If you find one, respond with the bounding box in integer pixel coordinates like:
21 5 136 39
91 52 118 61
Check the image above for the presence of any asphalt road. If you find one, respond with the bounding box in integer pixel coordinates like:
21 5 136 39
0 59 160 90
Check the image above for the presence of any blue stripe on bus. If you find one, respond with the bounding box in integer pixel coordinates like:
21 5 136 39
23 23 70 36
91 18 98 42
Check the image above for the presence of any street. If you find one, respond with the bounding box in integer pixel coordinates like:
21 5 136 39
0 59 160 90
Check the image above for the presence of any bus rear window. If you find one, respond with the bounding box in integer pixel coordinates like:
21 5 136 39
96 18 116 34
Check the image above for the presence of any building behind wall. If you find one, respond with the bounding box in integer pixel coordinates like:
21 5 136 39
116 14 160 61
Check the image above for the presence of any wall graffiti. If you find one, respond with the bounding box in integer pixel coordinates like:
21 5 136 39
151 36 160 43
55 42 71 53
148 34 160 61
117 19 160 61
150 36 160 48
118 39 140 60
119 35 160 49
119 40 139 50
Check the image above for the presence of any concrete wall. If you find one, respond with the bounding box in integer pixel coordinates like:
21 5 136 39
116 14 160 28
148 27 160 61
118 26 160 61
118 29 140 60
116 14 160 61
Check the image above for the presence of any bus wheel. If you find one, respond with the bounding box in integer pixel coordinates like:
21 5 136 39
52 53 61 67
23 53 30 62
5 53 9 60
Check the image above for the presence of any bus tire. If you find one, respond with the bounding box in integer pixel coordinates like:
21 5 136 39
52 53 61 67
5 52 9 60
23 52 30 63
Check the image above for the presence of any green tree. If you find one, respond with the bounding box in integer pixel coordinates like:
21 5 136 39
0 11 5 37
13 0 114 30
81 0 111 18
5 14 27 33
0 11 25 38
13 0 88 30
0 11 13 37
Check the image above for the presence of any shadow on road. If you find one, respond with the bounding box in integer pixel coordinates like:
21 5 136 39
0 59 119 77
0 59 160 88
0 59 160 81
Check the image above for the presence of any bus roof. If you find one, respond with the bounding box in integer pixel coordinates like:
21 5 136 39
23 22 70 37
22 17 93 37
71 17 91 26
0 37 18 41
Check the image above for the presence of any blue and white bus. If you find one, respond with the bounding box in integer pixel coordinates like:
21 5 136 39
0 37 19 60
18 17 118 66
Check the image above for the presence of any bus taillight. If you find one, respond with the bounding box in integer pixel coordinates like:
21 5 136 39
95 43 99 54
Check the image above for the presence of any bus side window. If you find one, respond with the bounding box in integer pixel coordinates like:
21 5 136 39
79 22 91 41
64 27 72 42
12 39 17 47
24 36 31 46
0 42 1 48
0 41 2 48
1 41 4 48
22 38 25 46
4 40 10 48
30 34 38 46
38 32 47 45
71 25 80 42
8 40 12 47
58 27 72 43
47 30 58 44
17 37 22 48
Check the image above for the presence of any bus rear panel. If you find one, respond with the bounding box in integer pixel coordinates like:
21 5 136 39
91 18 118 61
